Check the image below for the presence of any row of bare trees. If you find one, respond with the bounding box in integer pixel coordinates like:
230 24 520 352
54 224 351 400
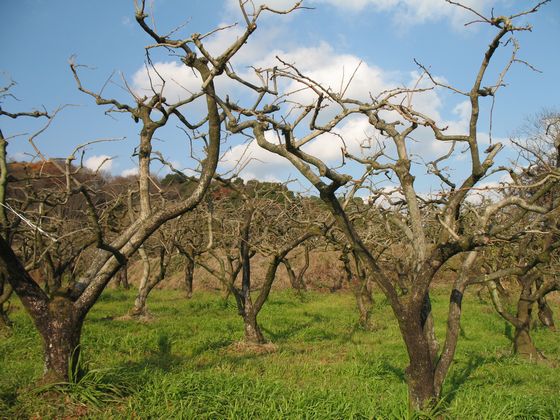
1 0 558 412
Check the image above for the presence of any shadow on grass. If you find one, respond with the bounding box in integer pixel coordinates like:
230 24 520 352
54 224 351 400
0 388 18 411
120 332 184 374
190 337 232 358
97 291 130 303
262 320 315 342
185 298 235 315
377 361 406 382
262 312 332 343
444 354 496 404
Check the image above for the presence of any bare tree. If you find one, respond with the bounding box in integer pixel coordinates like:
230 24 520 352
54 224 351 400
219 1 554 409
0 80 51 330
127 217 177 319
282 243 310 292
173 206 213 299
0 1 299 383
199 178 322 344
472 111 560 359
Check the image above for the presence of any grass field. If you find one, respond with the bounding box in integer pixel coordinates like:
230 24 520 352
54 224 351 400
1 288 559 419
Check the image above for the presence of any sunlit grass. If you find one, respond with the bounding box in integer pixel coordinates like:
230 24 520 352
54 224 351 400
1 287 558 418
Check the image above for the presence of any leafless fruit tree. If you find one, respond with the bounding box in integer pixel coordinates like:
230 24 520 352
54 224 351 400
0 81 51 330
0 1 299 383
219 1 554 409
472 111 560 359
198 178 324 344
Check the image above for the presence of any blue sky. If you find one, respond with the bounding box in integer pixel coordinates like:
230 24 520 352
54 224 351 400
1 0 559 194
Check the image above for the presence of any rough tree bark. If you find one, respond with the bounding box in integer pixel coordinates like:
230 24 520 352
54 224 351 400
183 253 195 299
513 275 541 360
114 265 130 290
0 278 12 330
129 247 152 318
0 237 85 381
340 248 374 330
536 277 555 330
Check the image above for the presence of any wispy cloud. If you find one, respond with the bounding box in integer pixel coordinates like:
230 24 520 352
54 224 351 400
84 155 113 172
121 167 139 177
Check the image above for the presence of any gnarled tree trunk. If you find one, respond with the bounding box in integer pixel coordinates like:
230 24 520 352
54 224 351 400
242 301 266 344
0 277 12 329
40 296 84 383
536 277 555 331
184 253 195 299
115 265 130 290
341 249 374 330
130 247 169 318
400 306 438 411
514 279 541 360
488 275 543 361
130 248 151 317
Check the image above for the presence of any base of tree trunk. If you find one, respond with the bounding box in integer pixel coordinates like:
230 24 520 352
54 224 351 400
243 316 267 345
39 299 84 385
514 328 546 362
357 312 376 331
121 307 154 322
405 367 437 413
229 340 277 355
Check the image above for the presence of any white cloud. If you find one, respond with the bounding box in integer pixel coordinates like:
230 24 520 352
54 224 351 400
302 117 378 163
225 0 502 26
84 155 113 172
321 0 501 27
220 131 291 179
225 0 303 13
129 7 502 186
464 180 504 204
121 167 139 177
220 118 380 181
132 61 205 103
283 43 392 106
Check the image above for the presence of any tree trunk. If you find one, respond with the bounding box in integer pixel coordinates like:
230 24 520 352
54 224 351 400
421 293 439 364
400 311 437 411
115 265 130 290
283 246 309 291
242 305 266 344
184 254 195 299
536 278 555 331
283 258 306 291
537 297 556 331
130 248 151 317
40 296 84 383
514 325 540 360
237 207 267 344
0 304 11 330
130 247 169 318
355 282 374 330
0 279 12 330
434 250 476 398
348 253 374 330
514 285 541 360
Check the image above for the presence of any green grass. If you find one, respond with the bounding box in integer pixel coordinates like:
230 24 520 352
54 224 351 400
1 288 559 419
